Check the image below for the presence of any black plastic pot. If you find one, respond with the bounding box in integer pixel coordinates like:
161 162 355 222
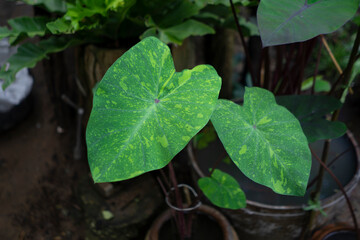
189 132 360 240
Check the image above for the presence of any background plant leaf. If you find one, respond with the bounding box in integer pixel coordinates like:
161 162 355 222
143 19 215 45
46 18 74 34
105 0 126 11
130 0 202 28
48 0 135 35
301 76 331 92
18 0 67 13
198 169 246 209
276 95 347 143
195 0 243 7
86 37 221 183
0 17 49 45
257 0 359 47
193 125 216 150
0 27 12 40
211 87 311 196
0 36 81 89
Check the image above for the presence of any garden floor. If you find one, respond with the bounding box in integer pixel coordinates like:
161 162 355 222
1 2 360 240
0 3 83 240
0 49 87 240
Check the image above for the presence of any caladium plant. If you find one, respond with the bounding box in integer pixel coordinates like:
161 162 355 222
84 0 359 213
86 36 222 182
86 36 312 209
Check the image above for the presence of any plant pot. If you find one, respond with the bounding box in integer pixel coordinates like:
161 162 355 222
76 173 163 240
312 224 358 240
189 131 360 240
145 204 239 240
77 44 127 124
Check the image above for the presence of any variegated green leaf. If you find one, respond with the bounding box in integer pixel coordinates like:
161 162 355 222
211 87 311 196
257 0 359 47
86 37 221 183
198 169 246 209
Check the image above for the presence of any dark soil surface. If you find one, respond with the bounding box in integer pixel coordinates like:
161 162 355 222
0 60 87 239
0 4 87 240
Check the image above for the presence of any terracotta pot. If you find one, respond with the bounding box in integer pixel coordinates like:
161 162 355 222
145 204 239 240
312 224 358 240
188 132 360 240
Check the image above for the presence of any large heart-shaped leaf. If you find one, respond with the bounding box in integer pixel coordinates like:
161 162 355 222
257 0 359 47
86 37 221 183
198 169 246 209
211 87 311 196
276 95 347 143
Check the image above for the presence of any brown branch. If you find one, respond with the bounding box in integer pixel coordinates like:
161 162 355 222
321 35 343 75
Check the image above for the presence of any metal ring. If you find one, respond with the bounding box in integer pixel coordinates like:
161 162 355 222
165 183 202 212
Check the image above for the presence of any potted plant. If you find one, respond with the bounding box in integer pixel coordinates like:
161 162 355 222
86 1 357 239
84 30 315 238
188 0 360 239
